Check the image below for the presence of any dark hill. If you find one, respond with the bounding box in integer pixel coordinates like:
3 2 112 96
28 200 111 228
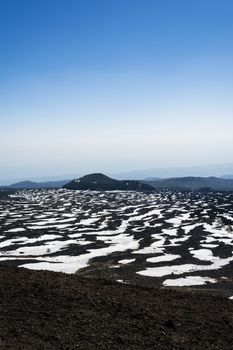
0 189 16 199
63 173 154 191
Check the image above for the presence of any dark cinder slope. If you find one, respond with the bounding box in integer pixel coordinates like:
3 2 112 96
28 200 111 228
0 267 232 350
144 176 233 191
63 173 154 191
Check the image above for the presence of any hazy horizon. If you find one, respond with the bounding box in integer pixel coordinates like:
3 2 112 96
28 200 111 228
1 0 233 179
1 162 233 185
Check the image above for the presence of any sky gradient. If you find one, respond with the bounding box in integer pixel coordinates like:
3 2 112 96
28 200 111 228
1 0 233 179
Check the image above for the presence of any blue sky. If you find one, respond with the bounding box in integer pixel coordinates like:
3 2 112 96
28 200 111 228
1 0 233 179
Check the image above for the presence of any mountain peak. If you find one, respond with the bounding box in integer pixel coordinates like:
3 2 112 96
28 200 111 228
63 173 154 191
77 173 112 182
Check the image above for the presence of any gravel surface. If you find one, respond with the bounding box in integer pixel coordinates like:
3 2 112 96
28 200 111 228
0 266 232 350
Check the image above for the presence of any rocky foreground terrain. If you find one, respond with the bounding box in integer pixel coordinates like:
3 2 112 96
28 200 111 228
1 189 233 349
0 266 233 350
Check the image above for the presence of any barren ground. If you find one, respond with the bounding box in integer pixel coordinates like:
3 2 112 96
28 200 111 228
0 266 233 350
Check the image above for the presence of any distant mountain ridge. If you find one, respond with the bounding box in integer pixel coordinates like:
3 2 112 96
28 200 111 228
63 173 154 191
1 174 233 192
114 163 233 180
144 176 233 191
221 175 233 180
6 180 70 189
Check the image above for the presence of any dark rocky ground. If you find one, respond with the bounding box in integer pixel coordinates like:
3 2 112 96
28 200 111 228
1 190 233 349
0 266 233 350
1 189 233 295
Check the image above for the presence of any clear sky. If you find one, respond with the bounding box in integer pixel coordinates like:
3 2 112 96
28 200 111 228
1 0 233 179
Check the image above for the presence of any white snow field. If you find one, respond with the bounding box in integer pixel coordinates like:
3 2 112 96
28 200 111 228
0 189 233 292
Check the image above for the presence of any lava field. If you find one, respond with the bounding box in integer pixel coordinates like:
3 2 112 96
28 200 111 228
0 189 233 297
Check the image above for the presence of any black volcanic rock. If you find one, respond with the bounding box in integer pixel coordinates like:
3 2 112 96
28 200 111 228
0 267 232 350
0 189 16 199
63 173 154 191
